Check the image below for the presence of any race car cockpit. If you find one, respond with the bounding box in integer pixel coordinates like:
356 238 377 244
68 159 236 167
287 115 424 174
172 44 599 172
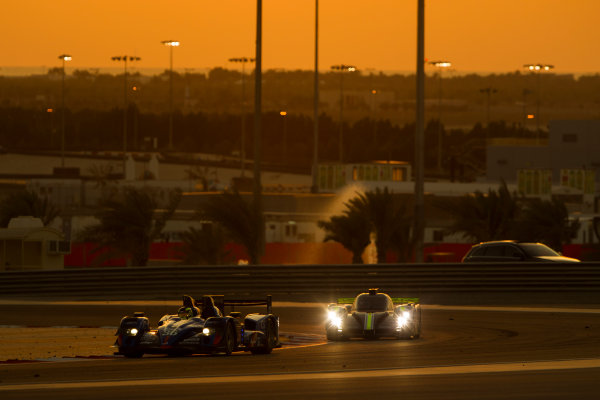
200 295 222 319
354 290 394 312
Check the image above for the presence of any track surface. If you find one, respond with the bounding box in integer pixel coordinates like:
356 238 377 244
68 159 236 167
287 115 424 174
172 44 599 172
0 302 599 399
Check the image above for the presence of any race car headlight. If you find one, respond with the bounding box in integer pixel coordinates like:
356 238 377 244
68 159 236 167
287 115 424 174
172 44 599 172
202 327 212 335
126 328 139 336
396 312 410 329
330 315 342 329
328 311 343 329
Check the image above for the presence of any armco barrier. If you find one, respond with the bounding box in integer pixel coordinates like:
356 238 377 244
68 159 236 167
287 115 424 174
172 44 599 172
1 263 600 304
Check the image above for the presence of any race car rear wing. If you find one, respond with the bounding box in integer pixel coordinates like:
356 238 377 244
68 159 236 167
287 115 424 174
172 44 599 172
336 297 419 305
196 295 273 315
391 297 420 304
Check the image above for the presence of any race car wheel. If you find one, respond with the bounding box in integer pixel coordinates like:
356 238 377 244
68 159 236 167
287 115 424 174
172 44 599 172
223 322 235 356
251 317 276 354
264 318 278 351
413 308 422 339
326 327 345 341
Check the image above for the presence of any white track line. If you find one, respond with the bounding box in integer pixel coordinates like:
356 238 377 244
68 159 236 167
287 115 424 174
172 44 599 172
2 358 600 391
422 305 600 314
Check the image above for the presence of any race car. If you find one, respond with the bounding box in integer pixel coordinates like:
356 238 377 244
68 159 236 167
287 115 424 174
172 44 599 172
114 294 280 357
325 288 421 340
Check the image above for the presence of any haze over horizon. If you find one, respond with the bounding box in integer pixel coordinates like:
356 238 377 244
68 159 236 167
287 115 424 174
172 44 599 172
3 1 599 75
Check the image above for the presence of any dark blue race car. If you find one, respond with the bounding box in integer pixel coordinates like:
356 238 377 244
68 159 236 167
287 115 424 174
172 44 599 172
114 294 280 357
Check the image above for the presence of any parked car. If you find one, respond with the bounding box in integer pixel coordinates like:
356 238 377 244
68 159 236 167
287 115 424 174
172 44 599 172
461 241 580 263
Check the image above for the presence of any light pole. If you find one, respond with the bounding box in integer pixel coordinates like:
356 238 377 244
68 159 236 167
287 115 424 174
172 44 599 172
312 0 319 193
229 57 255 177
111 55 141 166
280 110 287 163
161 40 180 150
131 83 140 151
254 0 264 260
428 60 451 172
522 88 533 128
480 87 497 143
371 89 378 145
365 68 378 149
58 54 72 168
523 63 554 141
414 0 425 263
331 64 357 163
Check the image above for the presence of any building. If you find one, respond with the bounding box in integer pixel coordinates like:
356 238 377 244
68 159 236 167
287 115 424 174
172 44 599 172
0 216 68 270
317 161 411 192
487 120 600 189
1 131 599 266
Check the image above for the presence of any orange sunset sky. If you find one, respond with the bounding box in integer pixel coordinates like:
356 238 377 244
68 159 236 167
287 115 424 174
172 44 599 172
2 0 599 75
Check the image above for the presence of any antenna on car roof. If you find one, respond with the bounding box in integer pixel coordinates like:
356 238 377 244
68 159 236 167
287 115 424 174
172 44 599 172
368 288 379 295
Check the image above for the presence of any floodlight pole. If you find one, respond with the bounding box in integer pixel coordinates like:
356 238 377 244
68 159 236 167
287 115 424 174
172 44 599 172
311 0 319 193
111 55 141 163
331 64 357 164
58 54 72 168
414 0 425 263
254 0 264 259
429 60 451 172
161 40 180 150
229 56 255 177
523 63 554 142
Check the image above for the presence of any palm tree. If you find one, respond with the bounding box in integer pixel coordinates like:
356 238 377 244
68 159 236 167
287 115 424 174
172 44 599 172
515 197 580 251
346 187 412 263
0 190 60 227
197 191 262 265
78 187 181 266
318 208 371 264
184 164 218 191
438 181 520 242
390 219 414 263
178 224 231 265
87 163 117 189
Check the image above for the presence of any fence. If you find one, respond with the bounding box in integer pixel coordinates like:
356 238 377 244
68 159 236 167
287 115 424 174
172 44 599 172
2 263 599 305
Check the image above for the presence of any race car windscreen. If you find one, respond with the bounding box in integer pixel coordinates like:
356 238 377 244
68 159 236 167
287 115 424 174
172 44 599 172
354 294 391 312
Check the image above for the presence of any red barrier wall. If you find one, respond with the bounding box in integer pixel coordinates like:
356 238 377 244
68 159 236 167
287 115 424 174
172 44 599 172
64 242 587 267
64 242 353 267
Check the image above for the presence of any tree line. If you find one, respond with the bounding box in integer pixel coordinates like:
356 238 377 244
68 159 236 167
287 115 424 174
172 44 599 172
1 105 543 178
320 182 581 263
3 67 598 175
0 184 588 266
2 68 599 116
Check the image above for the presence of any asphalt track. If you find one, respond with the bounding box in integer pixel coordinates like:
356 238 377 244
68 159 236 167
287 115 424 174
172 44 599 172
0 302 599 399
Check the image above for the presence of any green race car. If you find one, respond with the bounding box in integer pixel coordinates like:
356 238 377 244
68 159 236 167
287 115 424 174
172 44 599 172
326 288 421 340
